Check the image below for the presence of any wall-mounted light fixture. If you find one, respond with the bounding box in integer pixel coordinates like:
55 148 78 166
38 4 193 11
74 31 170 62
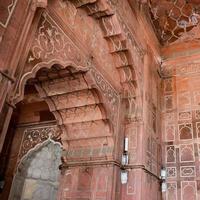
160 167 166 180
160 167 167 193
122 153 129 165
124 137 129 152
121 170 128 184
121 137 129 184
161 182 167 193
122 137 129 165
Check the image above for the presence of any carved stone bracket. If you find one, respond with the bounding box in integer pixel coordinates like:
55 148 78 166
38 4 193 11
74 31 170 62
68 0 144 120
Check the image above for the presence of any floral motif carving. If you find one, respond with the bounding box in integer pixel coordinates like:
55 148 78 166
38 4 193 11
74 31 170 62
19 126 61 159
28 12 84 66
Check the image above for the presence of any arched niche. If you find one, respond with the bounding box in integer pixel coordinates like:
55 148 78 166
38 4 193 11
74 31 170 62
9 140 62 200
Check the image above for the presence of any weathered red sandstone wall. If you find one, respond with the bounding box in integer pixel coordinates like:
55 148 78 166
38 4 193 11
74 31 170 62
162 44 200 199
114 2 162 199
121 49 162 200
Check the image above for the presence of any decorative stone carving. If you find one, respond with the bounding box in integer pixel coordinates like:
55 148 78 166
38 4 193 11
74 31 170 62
164 79 173 93
180 144 195 162
12 11 90 105
0 0 18 28
178 123 193 140
166 182 177 200
19 126 61 159
90 68 119 123
59 105 105 124
164 95 173 110
178 111 192 121
166 145 176 163
171 23 200 45
180 166 196 177
27 12 85 66
162 61 200 77
166 167 177 178
181 181 197 200
165 124 175 142
68 0 143 120
149 0 200 44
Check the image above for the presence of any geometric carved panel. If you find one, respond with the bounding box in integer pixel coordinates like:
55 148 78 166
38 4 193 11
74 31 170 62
195 110 200 120
178 111 192 121
166 146 176 163
181 181 197 200
180 166 196 177
166 182 177 200
19 126 61 160
180 144 195 163
166 167 177 178
165 124 175 142
196 122 200 138
178 124 193 140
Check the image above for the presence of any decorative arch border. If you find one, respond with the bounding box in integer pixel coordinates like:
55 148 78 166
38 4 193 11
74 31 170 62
12 59 119 131
12 59 89 105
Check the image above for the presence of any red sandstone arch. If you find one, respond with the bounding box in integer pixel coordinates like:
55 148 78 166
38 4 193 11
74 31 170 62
9 10 121 132
11 60 117 152
12 59 89 105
